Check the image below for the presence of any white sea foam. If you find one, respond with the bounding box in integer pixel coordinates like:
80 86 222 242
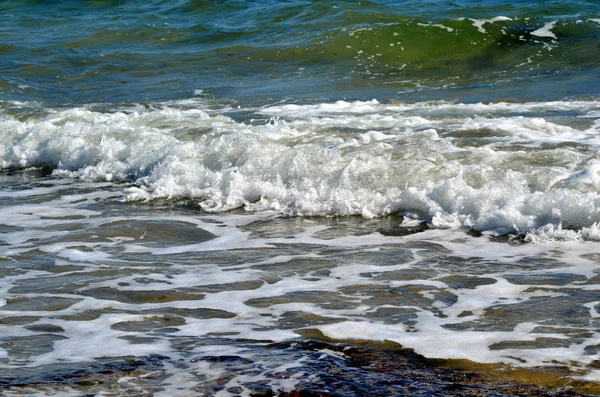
417 22 454 32
1 99 600 239
531 21 558 39
468 16 512 34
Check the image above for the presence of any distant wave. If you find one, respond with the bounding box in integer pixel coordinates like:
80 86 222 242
1 0 599 103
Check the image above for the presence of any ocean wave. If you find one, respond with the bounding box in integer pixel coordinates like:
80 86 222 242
2 99 600 238
1 1 599 103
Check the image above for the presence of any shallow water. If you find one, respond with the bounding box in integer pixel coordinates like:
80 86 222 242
1 0 600 395
1 170 600 395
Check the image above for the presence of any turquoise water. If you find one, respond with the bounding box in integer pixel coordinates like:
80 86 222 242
2 1 600 396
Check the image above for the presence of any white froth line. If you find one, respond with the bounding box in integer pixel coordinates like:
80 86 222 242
0 204 101 218
317 318 571 367
531 21 558 39
57 248 112 262
445 278 530 318
469 16 512 34
328 262 413 278
260 100 600 119
262 253 322 264
33 335 172 367
0 187 60 198
125 234 270 255
584 301 600 318
577 369 600 382
124 229 411 255
417 23 454 32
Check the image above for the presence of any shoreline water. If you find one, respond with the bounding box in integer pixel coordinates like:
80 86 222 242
1 1 600 395
2 338 599 396
2 177 600 395
2 93 600 394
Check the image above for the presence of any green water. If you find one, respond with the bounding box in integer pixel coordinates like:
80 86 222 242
0 0 598 105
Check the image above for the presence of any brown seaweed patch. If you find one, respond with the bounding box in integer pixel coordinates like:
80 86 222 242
489 337 572 350
140 307 237 320
57 308 124 322
361 267 437 281
118 335 161 345
272 311 341 330
295 330 600 396
42 219 217 246
186 279 265 293
0 316 41 325
79 286 204 303
245 290 358 310
111 315 186 332
2 296 82 312
25 324 65 333
440 274 498 289
251 258 336 277
504 272 588 286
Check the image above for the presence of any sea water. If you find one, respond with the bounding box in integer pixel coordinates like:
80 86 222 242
1 1 600 396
